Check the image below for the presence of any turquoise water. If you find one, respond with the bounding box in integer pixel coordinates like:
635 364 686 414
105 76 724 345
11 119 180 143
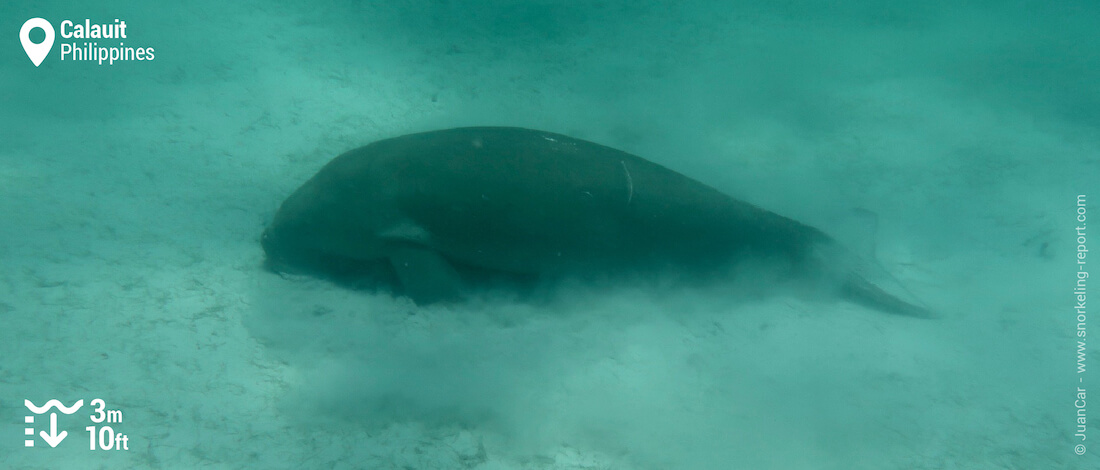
2 1 1097 468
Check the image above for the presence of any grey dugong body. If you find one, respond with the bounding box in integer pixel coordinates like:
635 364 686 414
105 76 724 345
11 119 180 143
262 126 930 317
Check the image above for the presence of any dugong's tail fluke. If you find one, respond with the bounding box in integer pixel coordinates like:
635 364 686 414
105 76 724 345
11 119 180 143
806 239 933 318
841 275 935 319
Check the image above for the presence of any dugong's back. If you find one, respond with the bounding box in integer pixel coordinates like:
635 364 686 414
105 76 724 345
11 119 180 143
321 127 820 275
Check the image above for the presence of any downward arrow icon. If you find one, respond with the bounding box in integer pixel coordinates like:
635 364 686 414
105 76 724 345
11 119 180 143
39 413 67 447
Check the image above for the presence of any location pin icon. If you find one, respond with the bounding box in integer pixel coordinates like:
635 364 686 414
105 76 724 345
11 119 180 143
20 18 55 67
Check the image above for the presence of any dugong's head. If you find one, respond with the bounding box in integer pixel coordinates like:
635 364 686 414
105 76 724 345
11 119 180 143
261 181 336 275
260 163 392 283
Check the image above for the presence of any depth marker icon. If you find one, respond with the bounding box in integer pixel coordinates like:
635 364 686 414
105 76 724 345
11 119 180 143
25 399 84 448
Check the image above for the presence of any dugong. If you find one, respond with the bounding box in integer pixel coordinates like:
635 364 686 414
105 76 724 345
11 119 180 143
262 127 930 317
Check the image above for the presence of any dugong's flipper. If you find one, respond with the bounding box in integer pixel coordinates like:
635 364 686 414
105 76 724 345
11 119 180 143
388 245 464 305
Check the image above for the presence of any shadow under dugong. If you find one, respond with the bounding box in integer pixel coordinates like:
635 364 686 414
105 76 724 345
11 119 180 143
261 127 931 318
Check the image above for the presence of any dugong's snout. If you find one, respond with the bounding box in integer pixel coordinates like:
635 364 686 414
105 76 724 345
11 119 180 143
260 226 302 274
260 228 284 272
